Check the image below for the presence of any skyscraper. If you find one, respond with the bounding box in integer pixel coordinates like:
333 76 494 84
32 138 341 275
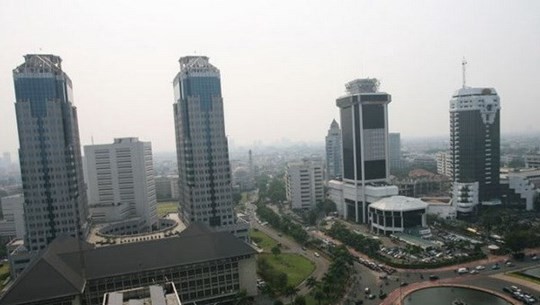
84 137 158 228
325 119 342 180
328 78 398 223
388 132 402 171
450 86 501 214
173 56 249 239
13 54 88 251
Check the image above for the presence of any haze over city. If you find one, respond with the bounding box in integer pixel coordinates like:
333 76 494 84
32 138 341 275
1 0 539 155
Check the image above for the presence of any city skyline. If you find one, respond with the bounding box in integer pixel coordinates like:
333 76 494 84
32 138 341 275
1 1 540 157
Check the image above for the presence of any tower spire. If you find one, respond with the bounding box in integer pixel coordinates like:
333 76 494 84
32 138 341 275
462 57 468 88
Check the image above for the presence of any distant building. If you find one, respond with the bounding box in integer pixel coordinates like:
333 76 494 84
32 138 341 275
328 78 399 223
392 169 451 198
0 224 257 305
232 166 254 191
325 119 342 180
0 194 25 239
13 54 88 252
1 152 11 167
84 138 158 230
436 151 452 177
286 158 324 209
525 154 540 169
155 175 179 201
450 86 501 214
173 56 249 239
500 168 540 211
388 133 403 170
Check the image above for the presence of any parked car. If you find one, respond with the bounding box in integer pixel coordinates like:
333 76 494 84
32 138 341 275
429 275 439 280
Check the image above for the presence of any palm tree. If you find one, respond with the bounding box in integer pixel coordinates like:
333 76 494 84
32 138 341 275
313 288 325 305
284 285 299 304
305 276 318 290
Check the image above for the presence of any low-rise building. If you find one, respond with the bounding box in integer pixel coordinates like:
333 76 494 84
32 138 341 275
0 194 25 239
368 196 428 235
0 224 257 305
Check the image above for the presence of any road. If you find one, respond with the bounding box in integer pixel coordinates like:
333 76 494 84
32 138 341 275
244 200 331 297
313 229 540 305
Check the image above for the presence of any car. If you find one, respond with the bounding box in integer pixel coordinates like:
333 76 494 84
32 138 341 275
368 294 376 300
532 256 538 261
314 252 320 257
505 261 514 267
400 282 408 287
364 287 371 294
457 267 469 274
491 264 500 270
470 270 479 274
475 265 485 270
429 275 439 280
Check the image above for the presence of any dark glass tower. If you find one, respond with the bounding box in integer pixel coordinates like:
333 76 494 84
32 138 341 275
336 78 392 222
13 54 88 251
450 87 501 213
173 56 248 239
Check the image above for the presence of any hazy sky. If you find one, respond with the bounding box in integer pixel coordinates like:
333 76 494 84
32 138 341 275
1 0 539 156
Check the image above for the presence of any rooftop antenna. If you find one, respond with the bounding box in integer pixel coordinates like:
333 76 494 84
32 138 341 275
462 57 467 88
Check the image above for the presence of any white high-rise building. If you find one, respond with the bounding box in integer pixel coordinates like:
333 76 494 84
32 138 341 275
286 159 324 210
325 120 342 180
13 54 88 251
173 56 249 239
84 138 158 230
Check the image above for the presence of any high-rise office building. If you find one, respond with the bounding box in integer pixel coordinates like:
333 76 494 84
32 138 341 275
84 138 158 229
325 119 342 180
388 132 403 170
286 158 324 210
13 54 88 251
328 79 398 223
173 56 249 239
450 86 501 214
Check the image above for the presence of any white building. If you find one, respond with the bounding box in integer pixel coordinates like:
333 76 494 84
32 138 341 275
369 196 428 235
436 151 452 177
286 159 324 210
504 169 540 211
525 154 540 169
452 182 479 214
328 78 399 223
84 138 158 231
0 194 25 239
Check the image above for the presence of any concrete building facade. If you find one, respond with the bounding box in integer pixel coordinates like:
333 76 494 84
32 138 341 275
286 158 324 210
84 138 158 230
0 194 25 239
13 54 88 252
173 56 249 239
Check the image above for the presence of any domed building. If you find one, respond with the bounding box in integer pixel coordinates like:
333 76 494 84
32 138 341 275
368 196 428 235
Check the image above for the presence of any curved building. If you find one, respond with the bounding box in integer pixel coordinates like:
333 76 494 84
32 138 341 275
368 196 427 235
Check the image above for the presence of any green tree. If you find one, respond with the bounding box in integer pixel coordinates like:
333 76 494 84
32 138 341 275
284 285 299 304
313 289 325 305
271 245 281 256
273 301 284 305
294 295 306 305
305 276 318 290
275 272 288 292
505 230 530 253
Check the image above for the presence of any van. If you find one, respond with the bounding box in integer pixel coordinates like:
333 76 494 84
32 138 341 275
457 267 468 274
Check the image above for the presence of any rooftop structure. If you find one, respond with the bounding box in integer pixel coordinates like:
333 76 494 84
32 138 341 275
0 223 257 305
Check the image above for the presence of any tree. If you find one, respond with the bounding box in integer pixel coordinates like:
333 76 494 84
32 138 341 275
275 272 288 292
271 245 281 256
294 295 306 305
313 289 325 305
273 301 284 305
505 230 530 254
284 285 299 304
234 289 253 305
305 276 318 290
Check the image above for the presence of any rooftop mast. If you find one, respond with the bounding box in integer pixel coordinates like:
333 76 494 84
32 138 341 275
462 57 467 88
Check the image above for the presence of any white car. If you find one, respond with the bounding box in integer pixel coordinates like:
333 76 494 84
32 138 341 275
475 265 485 270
